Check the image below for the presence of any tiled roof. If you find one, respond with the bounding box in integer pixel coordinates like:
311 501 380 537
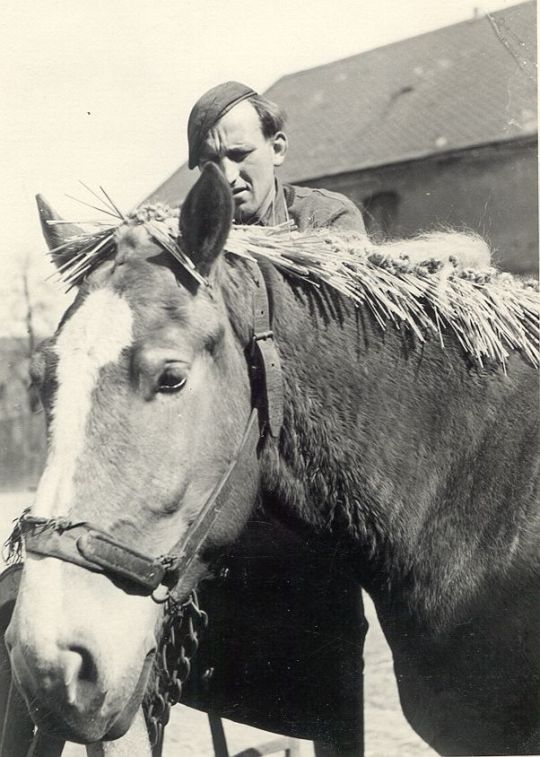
148 2 537 205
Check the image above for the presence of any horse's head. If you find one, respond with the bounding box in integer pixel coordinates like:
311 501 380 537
6 165 263 742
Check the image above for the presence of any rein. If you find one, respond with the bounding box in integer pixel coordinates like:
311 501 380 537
14 261 283 598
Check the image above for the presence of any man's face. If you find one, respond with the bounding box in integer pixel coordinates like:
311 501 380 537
198 100 286 222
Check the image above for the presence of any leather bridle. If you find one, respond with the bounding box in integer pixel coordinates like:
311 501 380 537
17 261 283 598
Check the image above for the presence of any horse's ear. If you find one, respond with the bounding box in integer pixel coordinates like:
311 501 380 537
35 194 83 270
179 163 234 276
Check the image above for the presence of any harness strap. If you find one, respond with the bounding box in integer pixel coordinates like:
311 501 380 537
250 262 284 438
21 517 173 593
171 409 260 575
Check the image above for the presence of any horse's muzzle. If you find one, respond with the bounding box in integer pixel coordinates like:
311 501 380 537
5 615 156 743
6 632 103 739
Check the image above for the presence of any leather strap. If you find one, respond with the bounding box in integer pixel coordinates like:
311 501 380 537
21 517 174 593
172 409 260 574
250 262 284 438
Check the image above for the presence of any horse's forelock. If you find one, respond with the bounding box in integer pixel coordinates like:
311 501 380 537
114 223 159 255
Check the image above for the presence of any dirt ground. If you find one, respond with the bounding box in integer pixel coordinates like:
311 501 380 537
0 491 436 756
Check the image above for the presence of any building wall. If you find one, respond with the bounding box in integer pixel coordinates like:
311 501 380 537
301 138 538 275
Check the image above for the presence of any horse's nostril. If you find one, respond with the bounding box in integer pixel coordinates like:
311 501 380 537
61 645 100 705
67 645 98 684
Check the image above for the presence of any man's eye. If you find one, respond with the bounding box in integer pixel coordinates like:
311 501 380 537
229 149 250 162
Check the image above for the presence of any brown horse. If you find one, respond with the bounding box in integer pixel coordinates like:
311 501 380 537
6 164 539 756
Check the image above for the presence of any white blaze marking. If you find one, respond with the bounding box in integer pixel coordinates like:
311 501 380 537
33 289 133 517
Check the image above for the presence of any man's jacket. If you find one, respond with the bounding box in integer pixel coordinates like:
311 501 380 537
258 179 367 234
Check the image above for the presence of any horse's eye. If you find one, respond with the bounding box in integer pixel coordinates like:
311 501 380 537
157 367 187 394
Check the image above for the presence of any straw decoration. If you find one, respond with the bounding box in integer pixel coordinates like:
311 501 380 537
46 200 539 369
225 223 539 370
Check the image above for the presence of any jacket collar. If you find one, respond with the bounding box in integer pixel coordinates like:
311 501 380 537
238 178 290 227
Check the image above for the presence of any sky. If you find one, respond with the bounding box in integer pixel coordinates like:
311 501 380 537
0 0 523 308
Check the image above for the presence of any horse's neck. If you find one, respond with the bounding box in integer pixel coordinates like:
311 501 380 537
259 263 538 629
260 263 414 549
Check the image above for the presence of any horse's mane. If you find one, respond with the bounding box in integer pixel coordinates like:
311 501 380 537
49 203 539 369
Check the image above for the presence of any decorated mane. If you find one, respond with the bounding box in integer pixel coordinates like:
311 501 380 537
47 202 539 370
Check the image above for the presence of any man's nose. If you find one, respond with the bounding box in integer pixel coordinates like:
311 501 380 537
220 157 239 186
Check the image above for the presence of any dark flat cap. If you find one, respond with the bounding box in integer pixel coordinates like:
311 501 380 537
187 81 257 169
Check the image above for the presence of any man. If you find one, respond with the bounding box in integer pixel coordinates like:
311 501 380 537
181 82 368 757
187 80 367 234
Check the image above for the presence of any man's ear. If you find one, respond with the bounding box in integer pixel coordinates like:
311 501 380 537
272 132 288 167
180 163 234 276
